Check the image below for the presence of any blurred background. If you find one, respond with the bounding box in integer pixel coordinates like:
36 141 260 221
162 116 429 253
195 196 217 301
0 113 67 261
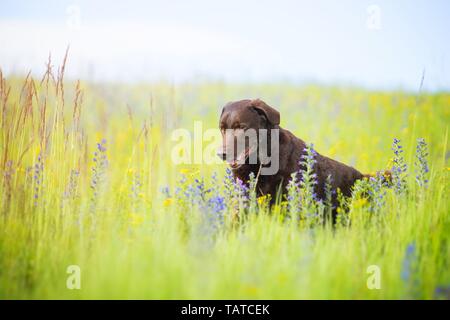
0 1 449 300
1 0 449 91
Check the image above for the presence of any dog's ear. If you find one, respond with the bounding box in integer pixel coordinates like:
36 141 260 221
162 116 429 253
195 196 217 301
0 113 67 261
250 99 280 126
219 102 230 120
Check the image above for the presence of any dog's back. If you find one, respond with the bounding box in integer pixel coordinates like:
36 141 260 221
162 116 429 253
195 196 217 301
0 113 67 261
273 128 364 202
221 99 377 216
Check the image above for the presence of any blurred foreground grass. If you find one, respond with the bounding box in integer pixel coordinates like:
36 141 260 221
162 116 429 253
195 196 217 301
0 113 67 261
0 64 449 299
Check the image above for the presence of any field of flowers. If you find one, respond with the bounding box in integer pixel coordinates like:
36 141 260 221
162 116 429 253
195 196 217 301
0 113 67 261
0 60 449 299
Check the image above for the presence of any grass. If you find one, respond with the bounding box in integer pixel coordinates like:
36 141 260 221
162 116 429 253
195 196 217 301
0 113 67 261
0 58 449 299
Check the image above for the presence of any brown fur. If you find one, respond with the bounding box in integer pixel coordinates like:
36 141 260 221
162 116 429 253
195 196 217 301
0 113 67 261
219 99 372 214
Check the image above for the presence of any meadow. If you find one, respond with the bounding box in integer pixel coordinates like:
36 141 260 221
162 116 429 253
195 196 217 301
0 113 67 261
0 59 449 299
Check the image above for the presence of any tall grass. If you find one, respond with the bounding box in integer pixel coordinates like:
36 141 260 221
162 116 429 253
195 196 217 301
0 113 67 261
0 58 448 299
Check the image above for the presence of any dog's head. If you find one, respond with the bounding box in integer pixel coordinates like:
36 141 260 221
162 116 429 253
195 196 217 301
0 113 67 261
218 99 280 169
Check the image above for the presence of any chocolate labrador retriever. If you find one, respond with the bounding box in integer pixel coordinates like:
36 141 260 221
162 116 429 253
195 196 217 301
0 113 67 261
218 99 373 211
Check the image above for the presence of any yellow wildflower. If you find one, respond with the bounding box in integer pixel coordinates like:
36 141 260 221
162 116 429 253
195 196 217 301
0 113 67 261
352 198 368 209
257 195 268 205
242 285 259 296
163 198 173 207
128 213 144 227
180 168 190 175
190 170 200 177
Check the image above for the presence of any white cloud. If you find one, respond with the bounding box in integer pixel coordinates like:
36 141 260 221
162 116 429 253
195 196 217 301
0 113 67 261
0 19 270 81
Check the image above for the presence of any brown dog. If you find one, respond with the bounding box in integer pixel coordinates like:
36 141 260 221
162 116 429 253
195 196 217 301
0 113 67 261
218 99 369 211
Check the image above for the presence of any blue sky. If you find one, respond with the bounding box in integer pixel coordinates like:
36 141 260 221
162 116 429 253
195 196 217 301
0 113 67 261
1 0 449 91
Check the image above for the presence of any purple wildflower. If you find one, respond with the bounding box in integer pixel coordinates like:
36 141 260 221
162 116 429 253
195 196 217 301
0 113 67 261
90 139 108 208
161 186 171 198
3 160 14 209
368 172 388 212
286 172 301 217
63 169 80 200
130 172 142 199
298 144 320 223
33 153 44 206
324 174 334 220
401 241 420 298
248 172 258 213
391 138 408 195
223 167 250 211
415 138 429 188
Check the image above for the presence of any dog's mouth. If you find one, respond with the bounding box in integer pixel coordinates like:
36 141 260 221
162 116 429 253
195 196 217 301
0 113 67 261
227 145 257 169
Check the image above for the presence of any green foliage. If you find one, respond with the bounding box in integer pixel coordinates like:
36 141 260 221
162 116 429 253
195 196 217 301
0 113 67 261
0 69 449 299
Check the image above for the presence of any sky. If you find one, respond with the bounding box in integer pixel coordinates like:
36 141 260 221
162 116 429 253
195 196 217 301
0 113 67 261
1 0 449 91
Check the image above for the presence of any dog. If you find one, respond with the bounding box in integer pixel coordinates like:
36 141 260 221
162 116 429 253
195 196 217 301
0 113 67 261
218 99 378 214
